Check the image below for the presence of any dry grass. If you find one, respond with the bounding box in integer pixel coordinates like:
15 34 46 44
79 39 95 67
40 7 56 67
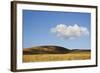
23 51 91 62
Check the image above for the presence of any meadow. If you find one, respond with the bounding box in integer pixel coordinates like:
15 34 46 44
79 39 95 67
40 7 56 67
23 51 91 62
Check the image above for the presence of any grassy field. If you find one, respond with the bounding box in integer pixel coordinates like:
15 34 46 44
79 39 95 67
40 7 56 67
23 51 91 62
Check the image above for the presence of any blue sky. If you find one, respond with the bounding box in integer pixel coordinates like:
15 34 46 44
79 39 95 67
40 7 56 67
23 10 91 49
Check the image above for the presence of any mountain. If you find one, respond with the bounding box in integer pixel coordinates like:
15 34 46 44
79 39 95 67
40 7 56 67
23 45 71 54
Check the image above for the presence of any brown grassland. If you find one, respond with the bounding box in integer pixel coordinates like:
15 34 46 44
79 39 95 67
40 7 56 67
23 51 91 62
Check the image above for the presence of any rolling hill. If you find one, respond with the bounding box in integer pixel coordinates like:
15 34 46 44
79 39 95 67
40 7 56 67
23 45 91 62
23 45 71 54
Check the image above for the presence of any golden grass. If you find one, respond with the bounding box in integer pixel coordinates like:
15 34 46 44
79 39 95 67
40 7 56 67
23 51 91 62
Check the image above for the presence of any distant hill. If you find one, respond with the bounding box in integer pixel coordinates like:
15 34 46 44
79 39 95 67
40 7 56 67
23 45 71 54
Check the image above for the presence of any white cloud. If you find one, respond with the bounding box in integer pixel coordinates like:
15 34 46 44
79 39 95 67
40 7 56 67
51 24 89 39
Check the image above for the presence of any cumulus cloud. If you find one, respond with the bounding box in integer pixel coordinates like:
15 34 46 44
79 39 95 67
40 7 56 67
51 24 89 39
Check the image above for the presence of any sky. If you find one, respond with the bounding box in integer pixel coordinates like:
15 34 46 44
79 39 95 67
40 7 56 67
23 10 91 49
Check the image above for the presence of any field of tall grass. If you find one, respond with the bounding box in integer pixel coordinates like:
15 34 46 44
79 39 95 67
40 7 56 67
23 51 91 62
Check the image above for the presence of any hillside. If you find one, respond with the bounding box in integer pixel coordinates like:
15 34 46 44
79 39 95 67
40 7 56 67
23 45 91 62
23 45 71 54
